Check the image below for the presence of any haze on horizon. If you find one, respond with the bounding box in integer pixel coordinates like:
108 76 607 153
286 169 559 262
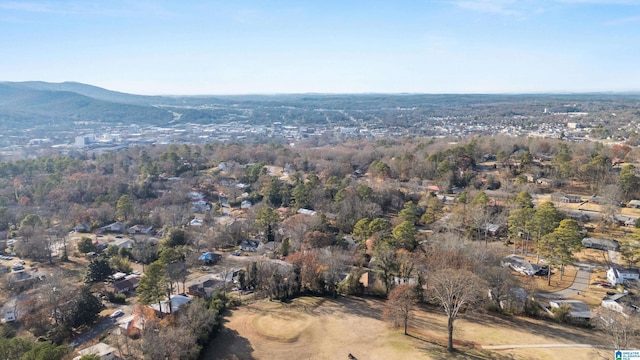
2 0 640 96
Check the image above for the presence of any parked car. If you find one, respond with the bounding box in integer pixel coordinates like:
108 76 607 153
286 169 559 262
110 310 124 318
232 250 241 256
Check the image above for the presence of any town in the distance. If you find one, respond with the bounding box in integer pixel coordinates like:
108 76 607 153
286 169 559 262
0 81 639 360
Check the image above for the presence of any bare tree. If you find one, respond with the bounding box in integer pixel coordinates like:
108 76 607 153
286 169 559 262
593 308 640 350
383 284 416 335
430 268 485 352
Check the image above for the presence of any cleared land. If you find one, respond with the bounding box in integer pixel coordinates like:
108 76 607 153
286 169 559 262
204 296 610 360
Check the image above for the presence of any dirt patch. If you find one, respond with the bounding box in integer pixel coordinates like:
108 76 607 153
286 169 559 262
203 296 607 360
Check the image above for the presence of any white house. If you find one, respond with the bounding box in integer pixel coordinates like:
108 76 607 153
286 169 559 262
602 293 640 315
607 267 640 285
99 222 126 233
3 297 19 322
128 225 153 234
297 208 316 216
113 238 134 249
150 294 192 314
74 342 118 360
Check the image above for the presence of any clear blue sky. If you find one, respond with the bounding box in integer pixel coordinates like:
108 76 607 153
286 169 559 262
2 0 640 95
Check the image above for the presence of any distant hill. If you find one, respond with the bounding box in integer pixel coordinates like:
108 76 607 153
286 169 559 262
2 81 640 129
10 81 162 105
0 82 173 125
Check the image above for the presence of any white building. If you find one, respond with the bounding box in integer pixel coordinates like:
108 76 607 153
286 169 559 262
74 342 118 360
607 267 640 285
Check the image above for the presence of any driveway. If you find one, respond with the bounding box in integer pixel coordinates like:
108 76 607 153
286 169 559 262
69 317 116 348
538 267 591 300
69 304 135 348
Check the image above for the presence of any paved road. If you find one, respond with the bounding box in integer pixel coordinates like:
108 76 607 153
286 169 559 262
69 317 117 348
482 343 598 350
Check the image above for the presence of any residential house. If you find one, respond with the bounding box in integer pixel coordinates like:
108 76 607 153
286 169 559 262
113 238 134 249
73 223 91 233
191 203 210 213
128 225 153 235
190 218 203 226
240 239 260 252
501 255 548 276
488 287 528 314
198 252 222 265
628 200 640 209
436 194 456 204
524 173 537 183
109 275 140 294
2 297 20 322
548 299 592 321
187 275 221 298
480 223 506 237
188 191 205 202
551 193 583 203
481 154 496 162
296 208 316 216
607 267 640 285
10 269 46 289
150 294 192 315
601 293 640 315
426 185 441 193
112 272 127 281
535 178 554 186
99 222 126 233
613 215 638 227
74 342 119 360
582 238 620 251
587 196 622 206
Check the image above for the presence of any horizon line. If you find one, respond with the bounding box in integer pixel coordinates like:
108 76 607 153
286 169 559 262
4 80 640 97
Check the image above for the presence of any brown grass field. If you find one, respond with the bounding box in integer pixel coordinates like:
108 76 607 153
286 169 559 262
203 296 614 360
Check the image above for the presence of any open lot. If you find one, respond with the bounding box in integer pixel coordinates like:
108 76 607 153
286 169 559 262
205 296 609 360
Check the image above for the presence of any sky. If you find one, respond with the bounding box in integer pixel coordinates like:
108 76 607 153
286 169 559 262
1 0 640 95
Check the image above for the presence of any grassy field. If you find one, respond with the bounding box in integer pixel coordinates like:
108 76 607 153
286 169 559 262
204 296 611 360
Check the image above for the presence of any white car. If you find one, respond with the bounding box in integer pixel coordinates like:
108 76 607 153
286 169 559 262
110 310 124 318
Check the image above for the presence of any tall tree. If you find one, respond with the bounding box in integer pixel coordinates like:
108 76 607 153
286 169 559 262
392 220 418 251
537 219 583 285
85 257 113 283
137 262 167 311
376 244 399 296
618 165 640 202
116 194 134 221
255 207 279 242
528 201 563 254
430 268 484 352
399 201 420 225
621 229 640 267
383 284 416 335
